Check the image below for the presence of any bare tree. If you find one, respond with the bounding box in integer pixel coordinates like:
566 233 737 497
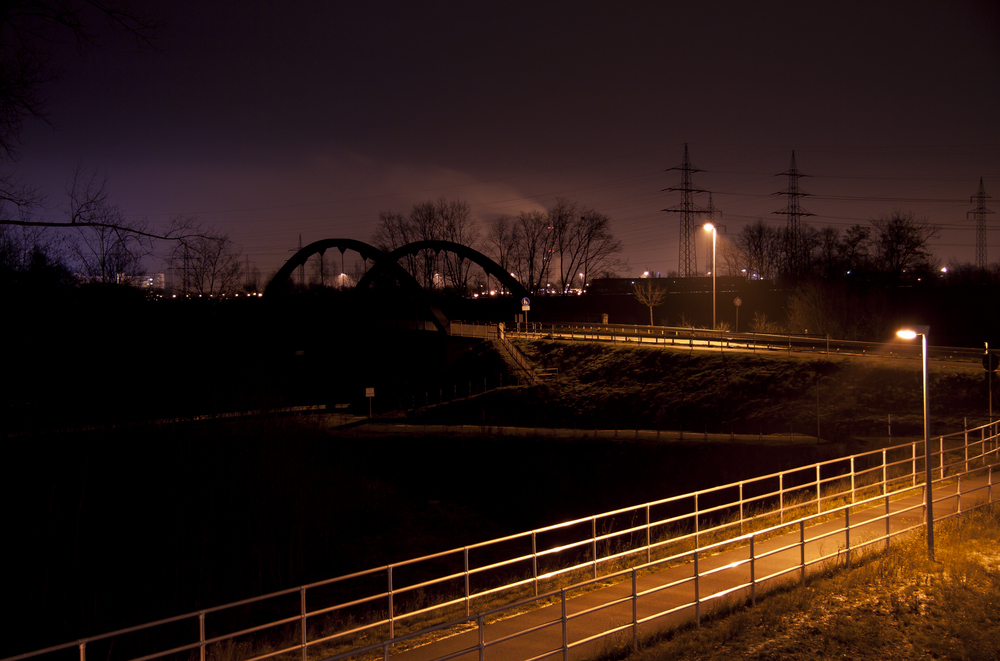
515 210 556 294
308 250 332 287
438 198 479 295
838 224 872 275
408 200 445 288
551 202 624 292
67 168 150 284
735 219 782 281
869 211 939 279
719 239 743 277
0 1 158 239
0 1 158 162
484 215 520 270
168 218 243 296
633 278 667 325
0 216 61 272
371 199 479 293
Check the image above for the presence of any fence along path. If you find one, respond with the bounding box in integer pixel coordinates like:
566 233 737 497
6 423 999 661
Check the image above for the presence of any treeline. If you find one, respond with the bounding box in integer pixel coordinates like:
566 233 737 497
0 175 249 297
365 197 625 296
723 211 941 284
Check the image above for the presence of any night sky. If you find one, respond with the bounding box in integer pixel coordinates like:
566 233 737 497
13 0 1000 278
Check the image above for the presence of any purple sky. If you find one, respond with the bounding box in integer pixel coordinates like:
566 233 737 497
14 0 1000 278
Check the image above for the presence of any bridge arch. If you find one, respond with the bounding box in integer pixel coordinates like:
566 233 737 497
264 238 454 331
356 239 528 299
264 238 389 296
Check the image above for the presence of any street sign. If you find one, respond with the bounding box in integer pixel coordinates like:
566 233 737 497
734 297 742 307
983 352 999 372
521 296 530 311
365 387 375 397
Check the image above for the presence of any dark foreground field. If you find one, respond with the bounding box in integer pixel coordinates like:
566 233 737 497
3 415 845 658
3 336 995 658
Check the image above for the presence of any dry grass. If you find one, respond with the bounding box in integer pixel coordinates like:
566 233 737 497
621 503 1000 661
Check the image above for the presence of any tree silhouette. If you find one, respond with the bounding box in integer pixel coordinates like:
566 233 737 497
633 278 667 326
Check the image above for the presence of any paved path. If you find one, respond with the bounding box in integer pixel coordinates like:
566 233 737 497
380 472 995 661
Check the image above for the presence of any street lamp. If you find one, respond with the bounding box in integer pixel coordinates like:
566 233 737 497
897 325 934 561
703 223 725 329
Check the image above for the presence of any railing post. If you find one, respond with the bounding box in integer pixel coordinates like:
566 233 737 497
694 551 700 626
850 456 856 502
694 493 700 545
739 483 745 535
885 494 891 550
465 547 471 617
79 641 86 661
779 474 784 523
532 531 538 596
750 536 756 606
645 504 651 564
912 442 917 487
799 521 806 585
815 465 821 512
881 449 888 495
845 507 851 568
592 518 598 579
631 569 638 651
199 611 205 661
561 589 569 661
300 587 308 661
939 437 945 480
957 474 963 514
478 614 485 661
388 566 394 639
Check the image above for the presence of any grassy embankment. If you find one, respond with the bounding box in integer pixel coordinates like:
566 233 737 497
615 503 1000 661
410 338 993 444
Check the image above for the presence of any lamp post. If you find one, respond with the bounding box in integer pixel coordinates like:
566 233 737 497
897 325 933 561
703 223 725 329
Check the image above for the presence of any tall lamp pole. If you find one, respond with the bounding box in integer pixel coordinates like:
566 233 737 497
897 325 933 561
703 223 724 329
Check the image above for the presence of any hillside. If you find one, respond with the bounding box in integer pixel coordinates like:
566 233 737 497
410 339 993 445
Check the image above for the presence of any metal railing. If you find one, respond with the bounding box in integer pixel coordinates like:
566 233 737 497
8 422 999 661
509 322 989 364
451 321 541 385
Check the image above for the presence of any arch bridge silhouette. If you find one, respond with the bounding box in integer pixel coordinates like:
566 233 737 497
264 238 528 333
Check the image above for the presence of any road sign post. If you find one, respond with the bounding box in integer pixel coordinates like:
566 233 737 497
521 297 530 329
365 387 374 418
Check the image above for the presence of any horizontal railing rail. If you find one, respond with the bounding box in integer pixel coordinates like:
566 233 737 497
7 421 999 661
506 321 989 364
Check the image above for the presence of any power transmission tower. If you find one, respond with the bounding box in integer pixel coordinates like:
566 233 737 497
663 143 710 277
968 177 994 269
772 151 814 277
